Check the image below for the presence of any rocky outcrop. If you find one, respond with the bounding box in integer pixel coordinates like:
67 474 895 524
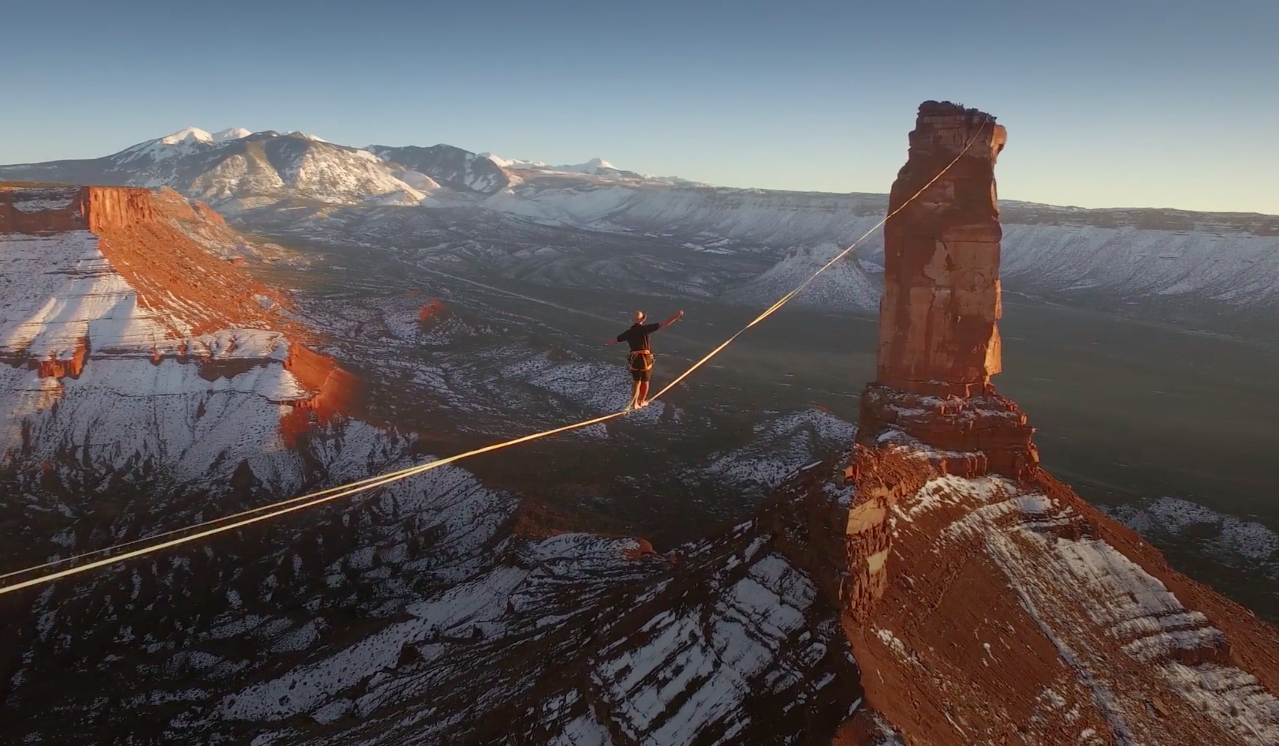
766 426 1279 744
27 339 88 379
877 101 1008 398
82 187 156 231
767 102 1279 744
773 445 1279 745
418 298 446 322
858 383 1038 479
0 184 359 464
280 342 363 447
858 103 1036 481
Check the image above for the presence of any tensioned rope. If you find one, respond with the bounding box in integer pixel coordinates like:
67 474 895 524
0 117 990 596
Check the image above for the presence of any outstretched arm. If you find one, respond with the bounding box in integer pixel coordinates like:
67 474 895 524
658 310 684 328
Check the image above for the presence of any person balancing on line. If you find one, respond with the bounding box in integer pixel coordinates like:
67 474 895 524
605 309 684 411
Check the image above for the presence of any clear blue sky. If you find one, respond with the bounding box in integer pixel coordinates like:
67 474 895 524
1 0 1275 214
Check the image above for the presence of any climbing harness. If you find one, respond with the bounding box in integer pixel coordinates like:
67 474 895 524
627 350 655 374
0 118 990 596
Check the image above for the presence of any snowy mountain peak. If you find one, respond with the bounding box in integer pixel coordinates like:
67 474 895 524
286 131 328 143
117 126 254 164
575 157 615 173
159 127 215 146
155 127 251 147
481 153 543 170
211 127 252 143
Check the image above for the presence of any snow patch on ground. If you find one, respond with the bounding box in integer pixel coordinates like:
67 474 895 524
593 552 818 744
10 197 77 213
706 409 856 489
725 242 882 312
517 360 664 421
1104 497 1279 563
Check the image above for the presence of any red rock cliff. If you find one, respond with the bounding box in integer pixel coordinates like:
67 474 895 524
878 101 1008 397
0 185 156 234
419 299 446 322
1 185 287 337
280 342 364 448
1 184 360 442
82 187 156 231
859 103 1035 481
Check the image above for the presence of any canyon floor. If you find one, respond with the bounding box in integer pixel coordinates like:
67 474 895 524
256 238 1279 624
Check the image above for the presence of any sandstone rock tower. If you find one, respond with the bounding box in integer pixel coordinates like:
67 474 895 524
764 104 1279 745
878 101 1007 396
858 102 1036 480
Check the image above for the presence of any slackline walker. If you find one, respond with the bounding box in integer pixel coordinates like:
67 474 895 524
0 118 990 596
606 308 684 411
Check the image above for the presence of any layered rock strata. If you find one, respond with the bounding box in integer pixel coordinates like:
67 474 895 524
0 185 358 466
858 383 1038 480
